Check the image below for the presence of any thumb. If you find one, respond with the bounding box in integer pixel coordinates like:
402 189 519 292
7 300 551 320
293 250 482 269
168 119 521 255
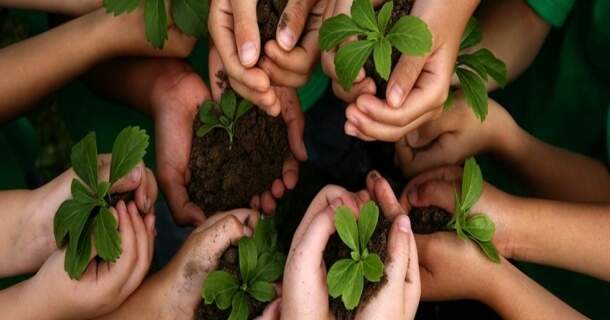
109 162 145 194
407 180 456 213
256 298 281 320
365 171 406 219
385 215 420 287
386 55 426 108
230 0 261 67
277 0 318 51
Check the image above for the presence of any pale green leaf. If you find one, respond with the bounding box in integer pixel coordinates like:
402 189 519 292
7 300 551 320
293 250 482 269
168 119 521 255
460 17 482 51
327 259 356 298
460 157 483 212
464 214 495 242
362 253 383 282
71 132 98 190
144 0 168 49
456 67 488 121
351 0 378 32
377 1 393 34
319 14 364 51
335 40 375 91
228 291 249 320
358 201 379 250
172 0 209 38
373 38 392 81
475 239 500 263
387 16 432 56
251 251 285 283
253 217 276 254
202 271 239 309
335 206 360 252
109 127 149 184
342 262 364 310
239 237 258 283
103 0 140 15
247 281 276 302
94 207 121 262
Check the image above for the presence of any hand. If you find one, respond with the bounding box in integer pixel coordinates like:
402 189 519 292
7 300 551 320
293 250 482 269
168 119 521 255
395 96 518 177
342 0 479 142
23 201 155 320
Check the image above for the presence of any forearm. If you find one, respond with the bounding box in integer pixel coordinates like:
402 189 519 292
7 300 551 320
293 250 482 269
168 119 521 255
0 190 36 277
0 0 101 15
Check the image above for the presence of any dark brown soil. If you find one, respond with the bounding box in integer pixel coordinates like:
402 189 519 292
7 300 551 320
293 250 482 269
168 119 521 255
363 0 413 97
410 206 452 234
196 247 266 320
258 0 288 45
324 215 391 319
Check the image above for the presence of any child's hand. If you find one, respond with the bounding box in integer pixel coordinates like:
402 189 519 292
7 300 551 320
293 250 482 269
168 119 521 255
23 201 154 320
395 96 519 177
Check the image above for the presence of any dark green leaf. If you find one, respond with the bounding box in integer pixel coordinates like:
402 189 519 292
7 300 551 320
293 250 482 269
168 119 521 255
172 0 209 38
470 48 507 87
197 123 222 137
460 17 482 50
319 14 364 51
202 271 239 309
351 0 378 32
199 100 218 124
458 53 488 80
247 281 276 302
221 90 237 119
65 218 94 280
342 262 364 310
219 116 230 126
460 157 483 212
475 239 500 263
71 132 98 190
456 67 488 121
373 38 392 80
96 182 111 199
54 199 95 247
335 40 375 91
358 201 379 250
94 207 121 262
228 291 249 320
110 126 149 184
464 214 495 242
144 0 168 49
327 259 356 298
239 237 258 283
335 206 360 252
377 1 393 34
251 251 285 283
387 16 432 56
235 99 253 120
362 253 383 282
253 217 275 253
443 90 455 111
103 0 140 15
72 179 97 204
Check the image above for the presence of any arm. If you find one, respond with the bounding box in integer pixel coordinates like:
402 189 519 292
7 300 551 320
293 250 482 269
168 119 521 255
0 0 100 15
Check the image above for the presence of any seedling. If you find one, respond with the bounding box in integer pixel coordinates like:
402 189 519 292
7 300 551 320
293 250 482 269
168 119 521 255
196 90 253 145
54 127 149 279
202 218 286 320
449 157 500 263
103 0 209 48
327 201 384 310
319 0 432 90
446 18 508 121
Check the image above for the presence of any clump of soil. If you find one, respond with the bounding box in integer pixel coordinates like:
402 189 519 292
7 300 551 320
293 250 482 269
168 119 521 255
410 206 452 234
196 248 266 319
324 215 391 319
258 0 288 45
363 0 413 97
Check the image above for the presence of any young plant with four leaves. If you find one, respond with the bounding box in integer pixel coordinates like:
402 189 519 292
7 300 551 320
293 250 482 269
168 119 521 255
319 0 432 91
196 90 253 145
327 201 384 310
446 17 508 121
103 0 209 48
54 127 150 279
448 157 500 263
202 218 286 320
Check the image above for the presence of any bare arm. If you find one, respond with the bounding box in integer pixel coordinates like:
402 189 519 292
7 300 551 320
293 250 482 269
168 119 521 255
0 0 100 15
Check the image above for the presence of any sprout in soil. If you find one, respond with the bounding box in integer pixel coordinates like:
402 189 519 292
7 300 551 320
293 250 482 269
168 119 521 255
54 126 150 279
449 157 500 263
202 218 286 320
103 0 209 48
327 201 384 310
319 0 432 91
196 90 253 146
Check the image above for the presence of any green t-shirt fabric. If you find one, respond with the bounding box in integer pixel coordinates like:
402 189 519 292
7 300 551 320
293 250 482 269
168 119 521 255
488 1 610 318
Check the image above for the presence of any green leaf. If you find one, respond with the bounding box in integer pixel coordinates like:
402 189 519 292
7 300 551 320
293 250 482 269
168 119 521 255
228 291 249 320
377 1 393 34
221 90 237 119
239 237 258 283
247 281 276 302
109 126 149 184
172 0 209 38
199 100 218 124
456 67 488 121
470 48 507 87
202 271 239 309
253 217 275 253
475 239 500 263
351 0 378 32
219 116 230 126
458 53 488 80
251 251 285 283
144 0 168 49
94 207 121 262
460 157 483 212
235 99 253 120
103 0 140 15
96 182 111 199
342 262 364 310
460 17 482 51
464 214 495 242
327 259 356 298
54 199 95 247
197 123 222 137
362 253 383 282
335 206 360 252
71 132 98 190
319 14 364 51
358 201 379 250
387 16 432 56
65 218 94 280
443 90 455 111
373 38 392 81
335 40 375 91
72 179 97 204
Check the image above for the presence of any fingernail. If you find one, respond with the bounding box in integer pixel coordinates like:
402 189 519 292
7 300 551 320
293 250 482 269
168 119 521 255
243 226 253 237
278 28 295 50
407 130 419 146
357 102 369 114
129 166 142 182
345 123 357 137
239 42 258 66
408 190 418 204
330 198 343 210
369 170 379 180
397 215 412 233
388 84 404 108
347 113 359 126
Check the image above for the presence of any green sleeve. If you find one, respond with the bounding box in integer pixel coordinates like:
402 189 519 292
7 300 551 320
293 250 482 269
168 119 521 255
297 64 330 112
526 0 576 27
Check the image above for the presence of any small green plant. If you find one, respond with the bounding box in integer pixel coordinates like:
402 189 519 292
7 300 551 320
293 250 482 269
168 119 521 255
327 201 384 310
446 18 508 121
103 0 209 49
449 157 500 263
196 90 253 145
54 127 149 279
203 218 286 320
319 0 432 91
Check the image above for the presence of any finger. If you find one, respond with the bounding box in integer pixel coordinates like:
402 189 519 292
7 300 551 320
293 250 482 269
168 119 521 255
229 78 281 116
394 137 415 176
202 209 260 233
271 179 285 198
406 110 459 148
282 156 299 189
404 135 464 177
158 165 205 226
260 57 309 87
230 0 261 67
277 0 318 50
386 55 427 108
404 165 463 195
278 89 307 161
103 158 144 195
120 202 152 297
291 192 344 249
261 191 277 215
256 298 281 320
345 120 375 141
408 180 457 212
265 41 315 75
195 215 248 269
367 171 406 219
109 200 138 286
208 46 228 101
332 78 375 103
291 207 335 270
385 215 418 286
135 167 157 214
250 195 261 210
